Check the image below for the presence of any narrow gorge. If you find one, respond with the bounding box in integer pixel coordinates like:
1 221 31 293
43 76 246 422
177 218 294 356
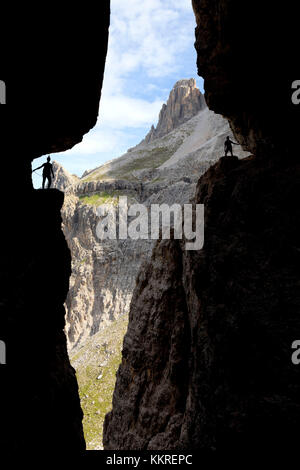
1 0 299 454
52 79 248 448
57 79 248 352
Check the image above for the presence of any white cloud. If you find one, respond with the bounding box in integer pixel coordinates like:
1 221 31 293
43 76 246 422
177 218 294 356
104 0 195 82
60 95 163 158
99 95 163 128
101 0 197 120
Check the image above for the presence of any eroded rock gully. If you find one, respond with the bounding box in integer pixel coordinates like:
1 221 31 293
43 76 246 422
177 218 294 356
104 1 300 451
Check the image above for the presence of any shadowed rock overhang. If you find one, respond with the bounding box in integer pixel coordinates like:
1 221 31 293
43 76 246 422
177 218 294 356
0 2 110 453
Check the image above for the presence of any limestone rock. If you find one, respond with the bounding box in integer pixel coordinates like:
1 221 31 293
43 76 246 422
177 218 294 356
80 100 248 184
52 160 79 191
143 78 206 143
104 155 300 450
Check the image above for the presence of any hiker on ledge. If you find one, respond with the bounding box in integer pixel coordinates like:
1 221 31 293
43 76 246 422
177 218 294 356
32 156 54 189
224 136 240 157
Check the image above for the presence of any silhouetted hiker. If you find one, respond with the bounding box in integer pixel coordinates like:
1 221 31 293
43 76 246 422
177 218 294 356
32 156 54 189
224 136 240 157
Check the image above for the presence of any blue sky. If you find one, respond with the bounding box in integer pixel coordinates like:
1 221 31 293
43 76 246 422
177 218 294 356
33 0 203 188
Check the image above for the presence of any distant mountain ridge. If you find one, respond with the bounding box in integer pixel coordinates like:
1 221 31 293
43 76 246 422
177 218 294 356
78 78 206 181
77 79 247 184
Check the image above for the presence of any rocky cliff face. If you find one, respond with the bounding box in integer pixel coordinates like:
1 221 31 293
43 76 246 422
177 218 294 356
52 161 80 191
143 79 206 143
0 2 110 453
62 179 198 351
103 1 300 451
104 155 300 450
62 187 154 349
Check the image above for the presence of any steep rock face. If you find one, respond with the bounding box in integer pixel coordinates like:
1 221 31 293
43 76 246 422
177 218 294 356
62 189 154 349
0 2 110 453
104 155 300 450
143 79 206 143
62 179 197 350
104 1 300 451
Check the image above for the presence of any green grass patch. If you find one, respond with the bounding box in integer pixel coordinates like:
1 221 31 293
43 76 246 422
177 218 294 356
79 190 138 207
79 191 117 206
70 314 129 449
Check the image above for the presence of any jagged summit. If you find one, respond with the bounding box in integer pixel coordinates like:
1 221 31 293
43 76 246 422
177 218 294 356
143 78 206 143
173 78 197 88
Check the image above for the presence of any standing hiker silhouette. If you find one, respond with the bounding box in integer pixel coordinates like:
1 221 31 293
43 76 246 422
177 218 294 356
224 136 240 157
32 156 55 189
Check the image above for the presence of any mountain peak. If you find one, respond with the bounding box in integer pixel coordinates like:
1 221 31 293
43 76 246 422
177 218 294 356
173 78 197 89
143 78 206 144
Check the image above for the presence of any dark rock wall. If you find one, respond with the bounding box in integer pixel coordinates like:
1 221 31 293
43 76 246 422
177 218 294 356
192 0 299 157
104 1 300 451
0 3 110 453
1 5 110 158
104 155 300 450
0 191 85 452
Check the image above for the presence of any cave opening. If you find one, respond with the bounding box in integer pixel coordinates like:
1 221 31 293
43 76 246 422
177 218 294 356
2 0 298 454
